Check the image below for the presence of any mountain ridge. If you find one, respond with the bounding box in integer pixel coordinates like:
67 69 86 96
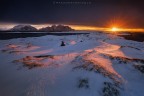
0 24 74 32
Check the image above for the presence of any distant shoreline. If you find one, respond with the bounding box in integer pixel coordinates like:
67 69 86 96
0 31 144 42
118 32 144 42
0 32 89 40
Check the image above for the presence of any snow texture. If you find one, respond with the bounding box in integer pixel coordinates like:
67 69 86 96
0 32 144 96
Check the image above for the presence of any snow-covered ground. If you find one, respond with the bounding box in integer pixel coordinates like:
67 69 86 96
0 32 144 96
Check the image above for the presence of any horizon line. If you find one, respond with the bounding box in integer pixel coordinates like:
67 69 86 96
0 23 144 32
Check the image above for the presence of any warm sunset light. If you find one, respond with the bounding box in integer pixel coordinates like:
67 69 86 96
69 25 108 31
1 22 144 32
111 27 119 32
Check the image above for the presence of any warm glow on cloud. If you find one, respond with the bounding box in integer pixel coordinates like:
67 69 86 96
32 24 51 29
0 23 17 30
0 22 144 32
105 18 144 32
69 25 109 31
107 27 144 32
70 25 144 32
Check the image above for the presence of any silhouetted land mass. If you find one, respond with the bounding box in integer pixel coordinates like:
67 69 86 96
0 32 89 40
118 32 144 42
0 29 144 42
0 24 74 32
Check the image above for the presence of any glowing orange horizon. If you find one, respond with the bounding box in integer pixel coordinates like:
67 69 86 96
109 27 144 32
0 23 144 32
70 25 144 32
111 27 119 32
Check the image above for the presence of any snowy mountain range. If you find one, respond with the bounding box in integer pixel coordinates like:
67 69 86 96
1 24 74 32
10 25 38 32
39 25 74 32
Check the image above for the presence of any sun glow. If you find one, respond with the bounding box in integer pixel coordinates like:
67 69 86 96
0 22 144 32
111 27 119 32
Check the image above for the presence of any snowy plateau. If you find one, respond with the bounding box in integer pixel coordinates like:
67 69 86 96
0 32 144 96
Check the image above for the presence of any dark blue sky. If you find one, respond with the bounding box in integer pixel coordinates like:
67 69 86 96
0 0 144 28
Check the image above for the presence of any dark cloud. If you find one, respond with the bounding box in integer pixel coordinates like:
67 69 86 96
0 0 144 28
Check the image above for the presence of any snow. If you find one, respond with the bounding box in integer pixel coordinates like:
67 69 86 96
0 32 144 96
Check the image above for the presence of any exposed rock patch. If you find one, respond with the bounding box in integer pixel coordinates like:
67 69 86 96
103 82 120 96
13 55 57 69
72 55 122 85
103 54 144 64
133 64 144 73
78 78 89 89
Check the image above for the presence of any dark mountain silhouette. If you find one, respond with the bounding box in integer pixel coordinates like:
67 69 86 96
10 25 38 32
39 25 74 32
0 24 74 32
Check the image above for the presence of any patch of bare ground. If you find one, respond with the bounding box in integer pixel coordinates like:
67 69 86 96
103 53 144 74
34 55 55 59
72 55 121 95
1 44 19 53
0 43 33 54
1 49 27 54
102 82 120 96
103 54 144 64
133 64 144 73
120 46 141 51
77 78 89 89
72 56 122 85
13 55 56 69
1 49 9 52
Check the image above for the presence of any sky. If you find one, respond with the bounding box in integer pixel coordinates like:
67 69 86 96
0 0 144 30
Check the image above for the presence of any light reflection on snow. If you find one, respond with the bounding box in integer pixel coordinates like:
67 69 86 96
0 32 144 96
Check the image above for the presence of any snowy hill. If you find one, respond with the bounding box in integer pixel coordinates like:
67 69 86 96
6 24 74 32
10 25 38 32
39 25 74 32
0 32 144 96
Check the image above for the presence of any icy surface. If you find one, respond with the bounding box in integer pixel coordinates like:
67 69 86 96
0 32 144 96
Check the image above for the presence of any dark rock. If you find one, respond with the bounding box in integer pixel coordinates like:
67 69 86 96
61 41 65 46
103 82 120 96
103 54 144 64
72 56 121 84
133 64 144 73
34 55 55 59
78 78 89 89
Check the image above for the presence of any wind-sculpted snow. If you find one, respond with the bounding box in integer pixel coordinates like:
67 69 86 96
0 32 144 96
1 43 40 54
72 51 124 85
